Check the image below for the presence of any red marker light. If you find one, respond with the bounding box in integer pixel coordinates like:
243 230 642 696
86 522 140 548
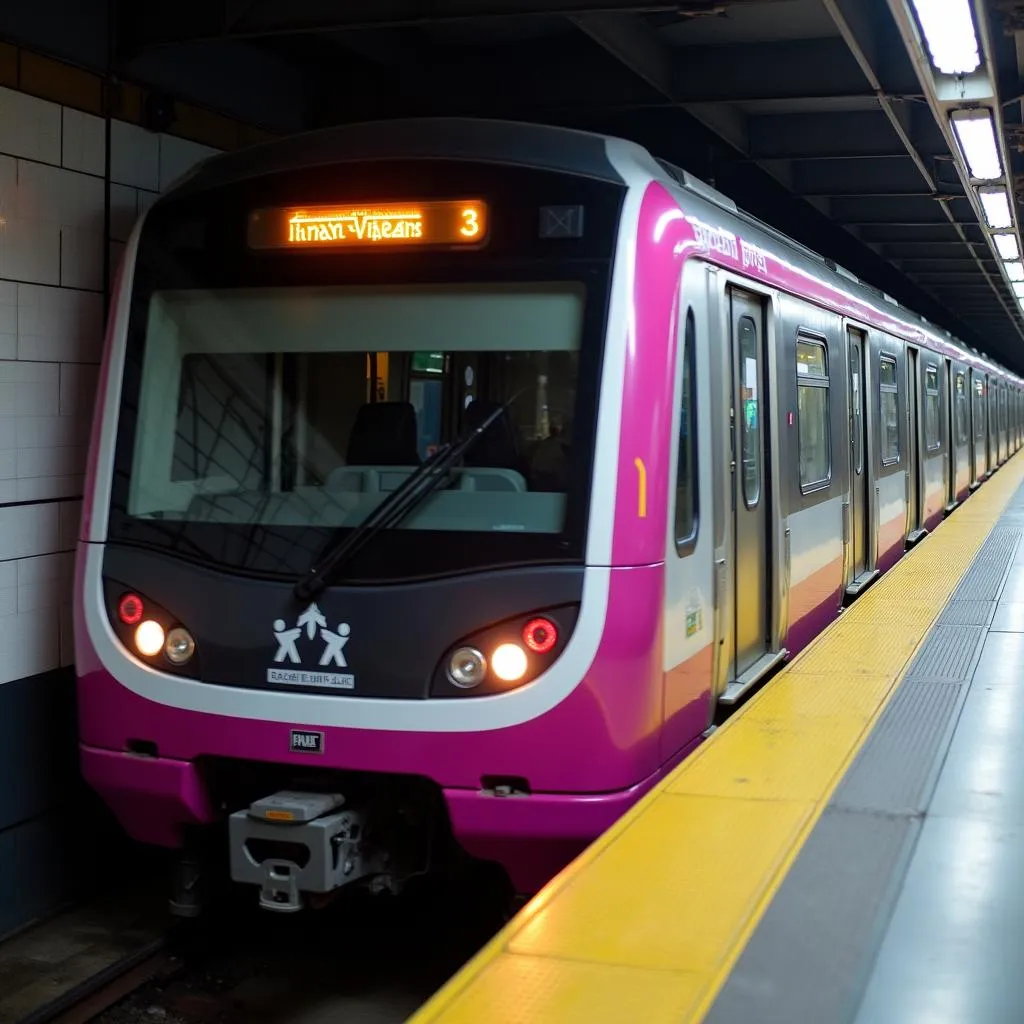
118 593 144 625
523 617 558 654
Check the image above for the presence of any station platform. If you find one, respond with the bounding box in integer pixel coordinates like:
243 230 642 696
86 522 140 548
410 452 1024 1024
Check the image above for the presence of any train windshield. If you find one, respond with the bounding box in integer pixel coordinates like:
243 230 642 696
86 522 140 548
129 281 580 532
111 277 602 580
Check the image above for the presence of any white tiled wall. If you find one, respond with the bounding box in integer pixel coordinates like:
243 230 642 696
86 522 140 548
0 84 221 685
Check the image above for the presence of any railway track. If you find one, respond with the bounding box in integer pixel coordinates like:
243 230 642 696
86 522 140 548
26 869 512 1024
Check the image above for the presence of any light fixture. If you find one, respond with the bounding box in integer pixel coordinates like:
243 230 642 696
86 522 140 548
979 188 1013 230
994 233 1020 261
134 620 165 658
1005 261 1024 281
522 617 558 654
1013 282 1024 299
910 0 981 75
118 593 144 625
164 627 196 665
447 646 486 688
951 109 1003 181
490 643 528 683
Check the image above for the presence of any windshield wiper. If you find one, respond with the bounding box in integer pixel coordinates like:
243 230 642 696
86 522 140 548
294 392 521 601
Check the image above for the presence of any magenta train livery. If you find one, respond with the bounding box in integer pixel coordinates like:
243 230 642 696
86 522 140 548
74 119 1024 912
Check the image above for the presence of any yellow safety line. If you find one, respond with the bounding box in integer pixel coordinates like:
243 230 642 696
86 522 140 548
409 453 1024 1024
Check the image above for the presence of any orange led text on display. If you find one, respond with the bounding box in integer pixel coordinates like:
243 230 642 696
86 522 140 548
248 200 487 250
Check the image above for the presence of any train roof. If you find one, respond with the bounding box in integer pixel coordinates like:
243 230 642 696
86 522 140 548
161 116 1020 385
166 117 633 196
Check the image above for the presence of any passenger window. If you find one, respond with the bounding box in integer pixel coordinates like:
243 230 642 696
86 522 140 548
880 355 900 464
924 365 940 451
973 376 985 440
738 316 760 508
955 372 968 445
674 310 698 553
796 337 830 490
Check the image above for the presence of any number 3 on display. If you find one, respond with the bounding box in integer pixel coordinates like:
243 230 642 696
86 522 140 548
460 207 480 238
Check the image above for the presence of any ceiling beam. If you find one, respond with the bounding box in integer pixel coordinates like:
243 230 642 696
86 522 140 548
570 11 674 99
831 194 977 223
569 11 756 153
790 156 962 198
857 223 985 241
670 37 921 104
121 0 770 49
879 240 992 251
899 260 1001 274
747 108 947 161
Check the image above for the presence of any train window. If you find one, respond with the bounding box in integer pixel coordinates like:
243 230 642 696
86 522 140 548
674 309 698 553
924 365 940 451
738 316 761 508
880 355 900 464
135 282 586 543
954 373 968 445
973 376 985 440
796 337 830 491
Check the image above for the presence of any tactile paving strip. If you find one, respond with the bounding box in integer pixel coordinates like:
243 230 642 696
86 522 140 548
704 810 918 1024
903 624 987 681
707 519 1022 1023
830 681 964 815
952 528 1019 601
937 600 996 626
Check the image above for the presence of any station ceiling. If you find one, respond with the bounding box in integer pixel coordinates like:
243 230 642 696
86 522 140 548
8 0 1024 371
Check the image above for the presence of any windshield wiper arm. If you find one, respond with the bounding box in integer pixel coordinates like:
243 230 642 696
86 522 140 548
294 392 521 601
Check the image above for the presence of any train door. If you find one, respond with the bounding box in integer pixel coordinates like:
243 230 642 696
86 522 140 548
729 288 770 683
906 347 924 541
988 376 997 469
847 327 869 587
945 358 957 509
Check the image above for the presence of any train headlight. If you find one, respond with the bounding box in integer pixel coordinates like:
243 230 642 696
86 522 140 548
448 646 487 688
134 620 165 657
164 627 196 665
491 643 528 682
430 603 580 698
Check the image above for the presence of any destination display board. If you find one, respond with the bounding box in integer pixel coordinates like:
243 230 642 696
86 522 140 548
247 199 489 250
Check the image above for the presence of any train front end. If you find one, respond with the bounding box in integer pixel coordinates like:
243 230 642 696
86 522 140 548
74 122 681 911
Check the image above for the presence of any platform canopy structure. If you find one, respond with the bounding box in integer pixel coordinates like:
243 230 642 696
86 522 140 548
19 0 1021 369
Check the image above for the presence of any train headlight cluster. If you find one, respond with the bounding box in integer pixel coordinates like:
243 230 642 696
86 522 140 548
438 612 571 695
114 590 197 669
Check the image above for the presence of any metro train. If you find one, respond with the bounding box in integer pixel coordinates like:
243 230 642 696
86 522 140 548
75 118 1024 913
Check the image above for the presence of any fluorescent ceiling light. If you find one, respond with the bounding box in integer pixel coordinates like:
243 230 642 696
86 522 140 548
979 188 1014 230
1014 282 1024 299
1005 261 1024 281
994 233 1020 261
951 109 1003 181
910 0 981 75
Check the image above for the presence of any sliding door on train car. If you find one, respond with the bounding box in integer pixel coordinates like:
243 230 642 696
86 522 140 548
969 370 984 485
988 376 998 470
727 287 772 690
945 358 956 510
846 327 871 590
906 347 925 542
